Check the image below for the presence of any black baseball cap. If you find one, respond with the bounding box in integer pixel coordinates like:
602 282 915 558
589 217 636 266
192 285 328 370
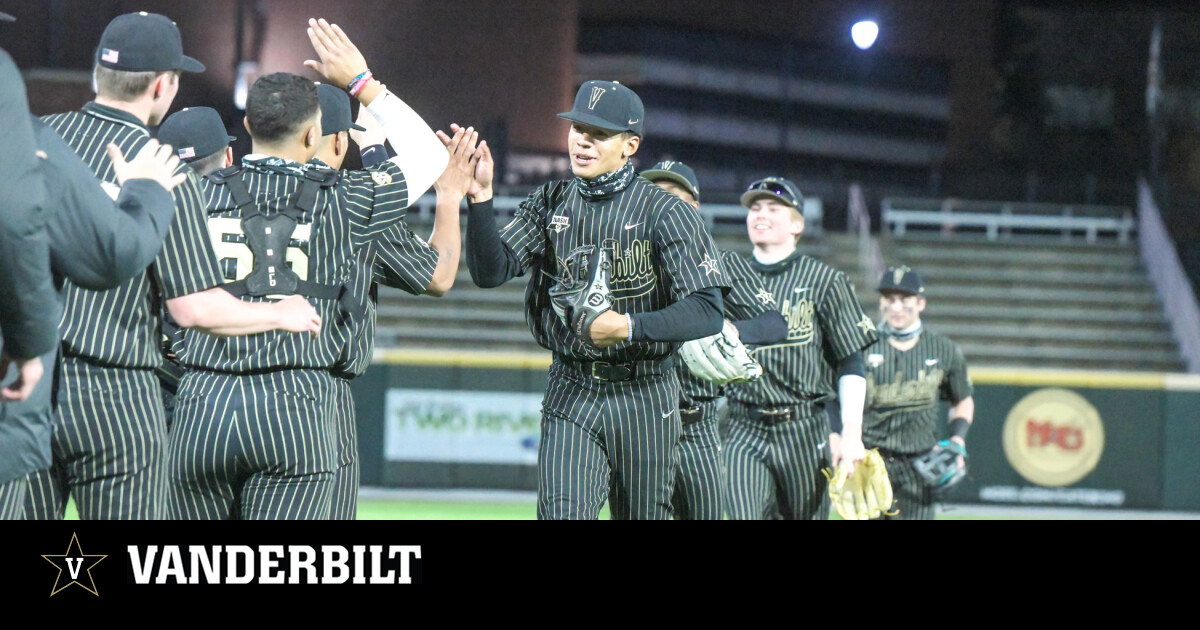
741 177 803 209
157 107 235 162
95 12 205 73
878 266 925 296
316 83 365 136
558 80 645 138
641 161 700 202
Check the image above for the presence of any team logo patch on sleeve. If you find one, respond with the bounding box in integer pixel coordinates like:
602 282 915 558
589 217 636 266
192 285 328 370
371 171 393 186
856 314 877 334
699 255 721 277
550 215 571 233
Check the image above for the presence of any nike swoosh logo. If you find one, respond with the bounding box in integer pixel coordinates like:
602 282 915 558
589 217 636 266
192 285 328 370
662 409 675 419
624 222 643 230
816 440 828 450
628 119 640 125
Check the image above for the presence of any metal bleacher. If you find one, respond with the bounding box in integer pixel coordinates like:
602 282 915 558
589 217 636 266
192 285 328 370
372 194 1188 373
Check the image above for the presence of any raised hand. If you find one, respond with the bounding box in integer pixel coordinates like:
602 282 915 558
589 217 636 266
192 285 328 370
433 125 481 199
438 123 493 202
108 140 187 191
303 18 369 90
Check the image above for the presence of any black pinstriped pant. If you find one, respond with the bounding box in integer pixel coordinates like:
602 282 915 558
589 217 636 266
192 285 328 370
0 478 26 520
25 358 167 520
167 369 336 520
876 449 935 521
329 378 359 520
671 398 725 520
722 401 832 521
538 360 681 520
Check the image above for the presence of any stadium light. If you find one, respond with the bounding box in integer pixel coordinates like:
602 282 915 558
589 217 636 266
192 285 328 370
851 20 879 50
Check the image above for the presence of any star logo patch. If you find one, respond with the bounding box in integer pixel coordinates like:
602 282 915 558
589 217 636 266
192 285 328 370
43 533 107 596
371 171 393 186
699 255 721 277
754 289 777 307
856 314 877 335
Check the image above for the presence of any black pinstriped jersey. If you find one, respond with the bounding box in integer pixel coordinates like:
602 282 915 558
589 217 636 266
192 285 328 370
678 249 777 404
862 330 972 454
331 223 439 378
43 103 223 369
500 176 725 362
177 155 410 372
728 249 877 407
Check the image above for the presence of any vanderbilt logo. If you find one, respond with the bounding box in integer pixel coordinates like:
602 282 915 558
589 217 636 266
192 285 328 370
866 369 944 415
43 533 107 596
1002 388 1105 487
604 238 655 298
588 86 606 110
549 215 570 233
782 296 814 344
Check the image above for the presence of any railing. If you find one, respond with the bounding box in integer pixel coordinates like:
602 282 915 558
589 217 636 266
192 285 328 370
848 183 885 284
882 197 1136 243
1138 178 1200 373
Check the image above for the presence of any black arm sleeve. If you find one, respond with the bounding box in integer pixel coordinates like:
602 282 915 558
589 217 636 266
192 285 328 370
359 144 388 169
630 287 723 342
466 198 523 288
837 351 865 379
731 310 788 345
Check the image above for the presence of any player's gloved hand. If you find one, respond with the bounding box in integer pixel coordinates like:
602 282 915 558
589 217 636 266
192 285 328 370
0 353 44 402
679 319 763 384
823 449 896 520
912 439 968 496
548 247 614 348
108 139 187 192
272 295 323 339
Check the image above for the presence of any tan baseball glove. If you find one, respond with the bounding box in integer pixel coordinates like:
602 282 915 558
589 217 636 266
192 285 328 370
823 449 896 520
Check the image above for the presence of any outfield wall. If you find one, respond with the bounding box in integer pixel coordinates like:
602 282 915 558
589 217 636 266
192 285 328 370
352 350 1200 511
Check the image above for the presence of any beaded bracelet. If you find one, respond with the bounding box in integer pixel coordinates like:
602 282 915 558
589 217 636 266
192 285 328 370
348 70 373 97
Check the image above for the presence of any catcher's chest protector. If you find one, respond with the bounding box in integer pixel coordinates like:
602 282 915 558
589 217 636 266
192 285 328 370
206 166 348 305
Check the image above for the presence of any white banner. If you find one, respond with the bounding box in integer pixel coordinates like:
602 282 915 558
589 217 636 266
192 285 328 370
384 389 542 464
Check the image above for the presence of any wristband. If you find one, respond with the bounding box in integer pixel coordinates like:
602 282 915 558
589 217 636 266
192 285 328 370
626 313 634 342
948 416 971 440
348 70 373 98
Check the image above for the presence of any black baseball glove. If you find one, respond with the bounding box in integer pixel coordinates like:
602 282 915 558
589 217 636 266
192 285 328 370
548 246 614 346
912 439 968 497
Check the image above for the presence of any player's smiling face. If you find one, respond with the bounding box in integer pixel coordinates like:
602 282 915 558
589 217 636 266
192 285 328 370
879 291 925 329
746 197 804 247
568 122 639 179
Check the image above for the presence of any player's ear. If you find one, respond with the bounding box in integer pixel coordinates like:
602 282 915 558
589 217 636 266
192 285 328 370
916 296 927 313
336 131 348 157
790 212 805 240
243 116 252 135
224 146 234 168
622 133 640 158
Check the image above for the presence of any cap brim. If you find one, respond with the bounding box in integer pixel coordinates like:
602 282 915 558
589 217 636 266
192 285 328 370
349 123 366 131
179 56 205 73
557 111 628 133
227 135 237 143
878 286 922 296
0 11 15 22
640 170 698 199
741 190 798 209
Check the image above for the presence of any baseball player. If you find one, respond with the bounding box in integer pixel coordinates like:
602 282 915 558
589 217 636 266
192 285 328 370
24 11 322 521
723 177 878 520
167 18 456 519
158 106 236 175
640 160 787 520
862 266 974 520
462 81 728 520
316 83 470 519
